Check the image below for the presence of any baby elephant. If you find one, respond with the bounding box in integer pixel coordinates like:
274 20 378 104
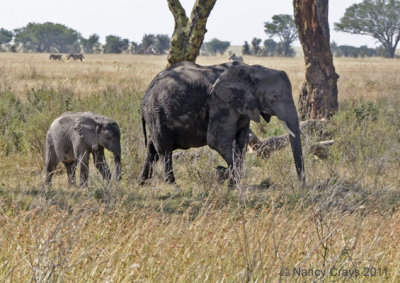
45 112 121 187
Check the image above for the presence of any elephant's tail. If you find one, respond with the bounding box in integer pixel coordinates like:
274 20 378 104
142 115 147 147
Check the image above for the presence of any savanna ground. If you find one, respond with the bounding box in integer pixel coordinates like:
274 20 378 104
0 53 399 282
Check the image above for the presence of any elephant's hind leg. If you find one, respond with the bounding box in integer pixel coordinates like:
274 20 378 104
138 140 159 184
161 151 175 184
45 141 59 186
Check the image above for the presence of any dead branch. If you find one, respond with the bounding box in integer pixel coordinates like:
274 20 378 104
248 120 335 159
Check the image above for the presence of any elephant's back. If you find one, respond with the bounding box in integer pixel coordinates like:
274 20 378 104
141 62 229 112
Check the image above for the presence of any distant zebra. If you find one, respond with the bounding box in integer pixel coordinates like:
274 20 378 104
228 53 244 63
49 54 63 61
67 53 85 61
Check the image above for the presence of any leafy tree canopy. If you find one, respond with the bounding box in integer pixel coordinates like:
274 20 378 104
251 37 262 55
136 34 170 54
104 35 130 54
242 41 250 55
14 22 80 53
0 28 13 45
334 0 400 58
263 39 277 56
201 38 230 55
154 34 171 54
80 34 100 54
264 14 298 57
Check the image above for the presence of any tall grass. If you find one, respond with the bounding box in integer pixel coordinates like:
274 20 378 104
0 53 399 281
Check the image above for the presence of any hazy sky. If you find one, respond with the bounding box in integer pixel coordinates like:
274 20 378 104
0 0 377 47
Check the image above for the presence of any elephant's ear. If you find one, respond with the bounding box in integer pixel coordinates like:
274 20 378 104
74 116 100 150
212 64 260 122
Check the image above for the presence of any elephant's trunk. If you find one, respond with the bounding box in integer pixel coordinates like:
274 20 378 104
287 119 305 184
272 102 305 184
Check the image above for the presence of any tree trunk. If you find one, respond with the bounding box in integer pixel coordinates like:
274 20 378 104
293 0 339 120
388 46 396 58
166 0 217 67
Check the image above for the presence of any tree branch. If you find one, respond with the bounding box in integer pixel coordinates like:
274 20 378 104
249 120 334 159
186 0 217 61
167 0 189 27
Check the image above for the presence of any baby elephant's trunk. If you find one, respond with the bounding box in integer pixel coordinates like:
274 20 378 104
113 146 122 181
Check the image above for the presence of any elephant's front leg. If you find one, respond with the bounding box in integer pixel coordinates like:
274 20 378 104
64 161 77 186
207 106 240 187
209 139 236 187
207 130 236 187
234 126 250 175
93 148 112 181
78 151 90 187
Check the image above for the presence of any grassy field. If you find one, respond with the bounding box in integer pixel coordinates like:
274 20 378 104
0 53 400 282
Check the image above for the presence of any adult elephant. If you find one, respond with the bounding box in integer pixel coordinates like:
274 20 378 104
138 61 305 186
45 112 121 187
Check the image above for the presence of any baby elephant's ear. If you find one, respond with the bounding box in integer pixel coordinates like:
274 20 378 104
74 117 100 150
212 64 261 122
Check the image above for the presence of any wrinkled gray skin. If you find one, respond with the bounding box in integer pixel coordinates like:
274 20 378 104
45 112 121 187
138 62 305 186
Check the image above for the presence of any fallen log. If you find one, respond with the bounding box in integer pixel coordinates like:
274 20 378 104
248 120 334 159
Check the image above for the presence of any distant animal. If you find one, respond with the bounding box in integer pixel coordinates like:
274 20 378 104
45 112 121 187
138 61 304 187
49 54 63 61
228 53 244 62
67 53 85 61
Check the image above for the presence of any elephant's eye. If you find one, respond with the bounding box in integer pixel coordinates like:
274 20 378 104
103 132 113 140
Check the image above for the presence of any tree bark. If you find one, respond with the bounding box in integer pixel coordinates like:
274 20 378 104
293 0 339 120
167 0 217 67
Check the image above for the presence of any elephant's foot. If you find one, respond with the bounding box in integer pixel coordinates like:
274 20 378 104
216 166 229 184
227 178 236 189
165 174 176 184
137 175 148 186
68 181 77 187
79 180 88 188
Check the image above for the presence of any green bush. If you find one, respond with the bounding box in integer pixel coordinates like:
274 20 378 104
0 92 25 154
0 88 75 155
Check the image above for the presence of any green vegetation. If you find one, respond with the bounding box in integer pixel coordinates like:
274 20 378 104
201 38 230 55
104 35 130 54
331 42 385 58
0 54 399 281
242 14 298 57
14 22 80 53
0 28 13 45
137 34 171 54
0 22 171 54
335 0 400 58
264 14 297 57
80 34 101 54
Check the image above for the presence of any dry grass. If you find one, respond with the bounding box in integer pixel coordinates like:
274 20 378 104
0 53 400 282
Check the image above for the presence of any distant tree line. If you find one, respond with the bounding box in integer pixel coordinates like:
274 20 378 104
242 38 296 57
0 22 170 54
330 42 386 58
242 10 397 58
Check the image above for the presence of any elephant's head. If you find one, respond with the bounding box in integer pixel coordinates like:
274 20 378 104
74 114 122 180
212 63 305 182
